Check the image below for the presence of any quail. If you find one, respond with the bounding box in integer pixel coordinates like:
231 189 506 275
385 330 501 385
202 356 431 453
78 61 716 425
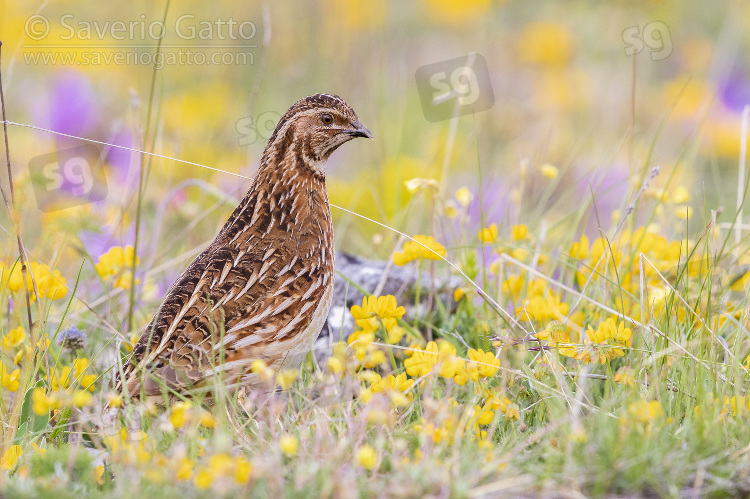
117 94 373 401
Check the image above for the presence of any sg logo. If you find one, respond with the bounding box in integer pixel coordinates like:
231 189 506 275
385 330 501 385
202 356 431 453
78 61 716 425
235 111 281 147
622 21 673 61
415 53 495 122
29 144 108 212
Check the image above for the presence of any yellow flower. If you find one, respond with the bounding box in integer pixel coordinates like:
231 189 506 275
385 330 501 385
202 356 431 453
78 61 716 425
350 295 406 332
387 325 406 344
478 224 498 244
1 262 68 300
36 265 68 300
170 402 191 429
1 445 22 470
176 458 193 480
37 335 51 350
107 393 123 408
421 0 490 27
670 186 690 204
73 358 98 391
518 22 573 67
50 360 97 393
626 399 665 434
613 367 636 387
279 434 299 456
355 444 377 470
95 246 139 290
2 327 26 349
443 200 458 218
94 464 105 484
517 290 569 323
510 224 529 241
540 163 559 179
0 364 20 392
234 457 252 484
194 469 212 489
436 342 465 380
393 235 446 265
474 405 494 425
72 390 92 407
198 412 216 428
250 359 275 384
404 341 439 377
674 206 692 219
326 356 344 374
455 187 473 207
208 453 233 476
276 369 297 390
570 235 589 260
467 349 501 377
369 372 414 404
33 388 55 415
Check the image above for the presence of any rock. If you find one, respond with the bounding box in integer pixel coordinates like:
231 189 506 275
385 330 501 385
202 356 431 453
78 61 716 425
314 252 461 363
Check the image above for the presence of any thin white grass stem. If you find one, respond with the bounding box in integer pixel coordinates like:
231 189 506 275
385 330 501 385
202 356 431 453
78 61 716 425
736 105 750 246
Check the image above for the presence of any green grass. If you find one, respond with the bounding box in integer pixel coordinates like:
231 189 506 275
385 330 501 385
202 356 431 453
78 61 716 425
2 1 750 496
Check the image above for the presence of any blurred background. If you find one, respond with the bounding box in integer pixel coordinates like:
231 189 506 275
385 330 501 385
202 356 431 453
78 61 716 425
0 0 749 334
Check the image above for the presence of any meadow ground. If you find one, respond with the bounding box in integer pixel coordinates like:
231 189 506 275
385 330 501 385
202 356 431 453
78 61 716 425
1 1 750 497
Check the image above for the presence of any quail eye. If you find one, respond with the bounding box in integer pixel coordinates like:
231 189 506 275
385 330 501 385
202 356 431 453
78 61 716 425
320 113 333 125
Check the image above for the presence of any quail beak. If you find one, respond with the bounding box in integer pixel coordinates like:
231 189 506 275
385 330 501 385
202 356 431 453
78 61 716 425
345 120 374 140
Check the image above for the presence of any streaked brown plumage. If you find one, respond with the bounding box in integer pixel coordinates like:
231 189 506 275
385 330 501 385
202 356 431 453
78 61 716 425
117 94 372 400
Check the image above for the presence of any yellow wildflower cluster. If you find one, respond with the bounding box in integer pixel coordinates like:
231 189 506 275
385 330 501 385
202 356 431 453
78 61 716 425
576 318 633 364
613 366 636 387
624 399 665 435
2 327 26 350
169 402 216 429
350 295 406 333
95 245 140 290
32 387 92 414
193 453 252 489
393 235 446 266
415 391 520 444
568 227 713 319
700 394 750 421
348 330 386 369
0 261 68 300
348 295 407 368
102 426 252 488
470 394 521 436
535 321 577 358
404 341 500 385
360 372 414 406
414 413 458 444
49 358 97 392
2 327 56 368
504 277 568 323
536 318 633 366
103 428 154 467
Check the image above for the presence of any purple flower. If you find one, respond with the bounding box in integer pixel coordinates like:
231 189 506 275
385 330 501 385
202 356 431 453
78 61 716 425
105 128 137 184
720 65 750 113
34 70 100 140
576 164 630 241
